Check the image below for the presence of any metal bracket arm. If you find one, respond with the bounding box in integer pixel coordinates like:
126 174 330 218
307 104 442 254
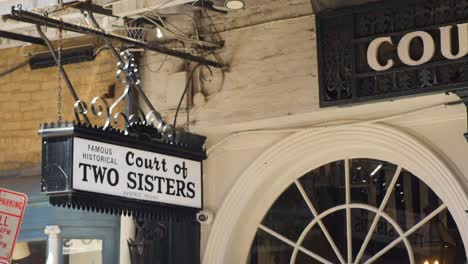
84 11 159 116
8 6 226 69
36 24 90 124
0 29 46 46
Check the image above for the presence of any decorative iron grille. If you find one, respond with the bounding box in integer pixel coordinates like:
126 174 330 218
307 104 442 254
316 0 468 107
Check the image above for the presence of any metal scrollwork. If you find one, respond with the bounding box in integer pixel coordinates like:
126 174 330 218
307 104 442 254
73 100 89 124
72 50 172 139
113 112 129 133
91 97 111 128
145 110 164 130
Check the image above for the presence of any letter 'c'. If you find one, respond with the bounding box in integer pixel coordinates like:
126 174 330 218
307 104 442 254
398 31 435 66
367 37 394 71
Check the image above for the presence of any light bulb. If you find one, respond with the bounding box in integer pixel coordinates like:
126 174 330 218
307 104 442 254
423 261 430 264
156 28 163 39
434 261 440 264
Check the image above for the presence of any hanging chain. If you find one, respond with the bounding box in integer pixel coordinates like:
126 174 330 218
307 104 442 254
56 21 63 122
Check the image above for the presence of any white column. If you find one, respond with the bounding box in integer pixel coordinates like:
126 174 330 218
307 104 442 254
44 225 61 264
119 216 135 264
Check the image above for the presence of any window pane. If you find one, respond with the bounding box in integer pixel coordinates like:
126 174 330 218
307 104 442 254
408 209 467 264
248 159 467 264
321 209 348 261
295 251 322 264
261 184 313 241
377 241 409 263
353 210 399 261
301 221 341 263
247 229 293 264
11 241 46 264
299 160 345 214
384 169 443 231
63 239 102 264
349 159 398 207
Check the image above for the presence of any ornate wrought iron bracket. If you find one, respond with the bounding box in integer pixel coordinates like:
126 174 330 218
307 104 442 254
7 5 227 69
35 14 178 140
453 89 468 141
36 23 91 125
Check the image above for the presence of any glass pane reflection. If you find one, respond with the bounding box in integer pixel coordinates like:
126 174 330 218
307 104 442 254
377 241 409 263
349 159 397 208
11 241 46 264
261 184 313 241
408 209 467 264
247 159 467 264
63 239 102 264
247 229 293 264
299 160 345 214
384 169 443 231
301 223 340 263
295 251 322 264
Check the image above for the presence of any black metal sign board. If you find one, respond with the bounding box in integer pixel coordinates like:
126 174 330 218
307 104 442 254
73 137 201 208
40 122 207 220
316 0 468 107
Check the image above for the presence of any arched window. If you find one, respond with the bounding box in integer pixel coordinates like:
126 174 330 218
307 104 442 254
247 159 467 264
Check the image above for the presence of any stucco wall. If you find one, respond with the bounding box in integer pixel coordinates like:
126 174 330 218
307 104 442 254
139 1 468 262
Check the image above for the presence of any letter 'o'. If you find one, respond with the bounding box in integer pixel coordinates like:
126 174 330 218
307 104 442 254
367 37 395 71
397 31 435 66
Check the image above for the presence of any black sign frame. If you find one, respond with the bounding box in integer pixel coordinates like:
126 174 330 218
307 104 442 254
316 0 468 107
40 122 207 221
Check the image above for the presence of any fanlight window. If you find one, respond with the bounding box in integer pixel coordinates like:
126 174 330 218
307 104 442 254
247 159 467 264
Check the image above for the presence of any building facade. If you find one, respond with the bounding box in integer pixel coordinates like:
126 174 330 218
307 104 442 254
141 0 468 263
0 0 467 263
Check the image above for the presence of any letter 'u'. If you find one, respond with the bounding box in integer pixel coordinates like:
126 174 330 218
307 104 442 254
440 23 468 60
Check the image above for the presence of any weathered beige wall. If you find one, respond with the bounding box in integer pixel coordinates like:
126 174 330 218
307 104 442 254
0 37 124 172
142 16 318 128
139 1 468 262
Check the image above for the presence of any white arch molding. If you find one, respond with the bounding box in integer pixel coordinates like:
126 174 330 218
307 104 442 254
202 123 468 264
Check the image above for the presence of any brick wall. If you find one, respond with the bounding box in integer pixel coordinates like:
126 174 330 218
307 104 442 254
0 37 124 172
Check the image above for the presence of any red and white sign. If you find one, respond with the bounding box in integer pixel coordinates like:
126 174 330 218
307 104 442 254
0 188 27 264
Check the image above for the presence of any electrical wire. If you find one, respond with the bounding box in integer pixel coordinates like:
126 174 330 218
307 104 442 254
0 60 29 78
203 52 225 100
152 11 199 38
173 63 210 128
145 53 168 72
199 2 223 43
142 14 220 48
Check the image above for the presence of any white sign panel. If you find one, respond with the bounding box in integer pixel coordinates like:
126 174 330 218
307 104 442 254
72 137 202 209
0 188 28 264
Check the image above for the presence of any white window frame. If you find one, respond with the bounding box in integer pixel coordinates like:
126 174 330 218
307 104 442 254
203 124 468 264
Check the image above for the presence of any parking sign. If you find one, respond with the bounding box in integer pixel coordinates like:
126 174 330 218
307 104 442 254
0 188 27 264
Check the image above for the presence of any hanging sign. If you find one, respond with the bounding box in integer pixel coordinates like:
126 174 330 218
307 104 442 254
39 122 207 220
0 188 27 264
38 51 207 220
73 137 202 209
